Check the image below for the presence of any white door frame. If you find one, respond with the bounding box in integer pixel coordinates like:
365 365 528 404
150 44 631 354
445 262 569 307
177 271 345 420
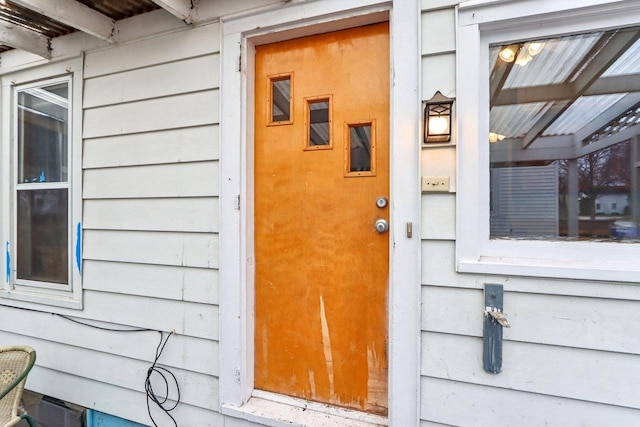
219 1 421 425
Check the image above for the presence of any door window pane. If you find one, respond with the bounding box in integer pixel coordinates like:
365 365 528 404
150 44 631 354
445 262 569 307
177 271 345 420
17 83 69 184
308 100 330 146
271 76 291 123
17 189 68 284
349 124 372 172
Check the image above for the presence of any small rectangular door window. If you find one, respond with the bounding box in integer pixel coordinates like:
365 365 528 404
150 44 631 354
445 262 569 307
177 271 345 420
269 74 292 124
305 96 331 149
346 122 375 176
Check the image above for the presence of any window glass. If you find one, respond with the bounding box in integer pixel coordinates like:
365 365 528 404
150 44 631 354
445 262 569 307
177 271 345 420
308 100 330 146
271 76 291 123
349 124 372 172
18 84 68 184
17 189 68 284
15 80 70 287
489 26 640 241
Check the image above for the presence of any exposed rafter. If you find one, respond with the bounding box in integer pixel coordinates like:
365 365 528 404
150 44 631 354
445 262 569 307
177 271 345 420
574 93 640 144
490 135 576 164
0 20 50 58
575 123 640 158
521 29 640 148
493 74 640 106
151 0 195 24
489 44 521 109
10 0 115 42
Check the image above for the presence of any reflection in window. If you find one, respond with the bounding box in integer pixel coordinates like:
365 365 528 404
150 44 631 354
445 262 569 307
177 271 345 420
18 84 68 184
308 99 330 146
271 76 291 123
349 124 372 172
17 189 68 284
489 26 640 241
16 80 70 285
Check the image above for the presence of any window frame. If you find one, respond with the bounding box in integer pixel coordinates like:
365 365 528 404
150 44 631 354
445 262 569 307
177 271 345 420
0 58 83 309
457 0 640 283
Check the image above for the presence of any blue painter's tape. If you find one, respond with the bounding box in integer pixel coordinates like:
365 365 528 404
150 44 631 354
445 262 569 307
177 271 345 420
39 170 45 182
75 223 82 275
5 242 9 283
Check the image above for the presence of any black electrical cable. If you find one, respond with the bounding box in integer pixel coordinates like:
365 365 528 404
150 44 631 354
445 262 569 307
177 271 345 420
145 331 180 427
0 303 182 426
55 313 155 332
0 304 153 332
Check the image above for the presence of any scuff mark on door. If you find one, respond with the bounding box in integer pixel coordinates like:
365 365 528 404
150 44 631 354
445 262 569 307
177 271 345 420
319 294 335 398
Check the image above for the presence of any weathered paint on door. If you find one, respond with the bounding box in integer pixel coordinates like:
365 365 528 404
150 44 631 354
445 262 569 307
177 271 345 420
254 23 390 415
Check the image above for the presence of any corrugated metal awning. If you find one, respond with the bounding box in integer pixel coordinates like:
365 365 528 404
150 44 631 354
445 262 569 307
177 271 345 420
0 0 194 57
490 26 640 146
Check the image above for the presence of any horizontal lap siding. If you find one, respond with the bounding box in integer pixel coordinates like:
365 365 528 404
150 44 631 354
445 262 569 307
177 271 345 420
420 4 640 426
29 366 225 427
422 332 640 408
84 198 220 233
83 125 219 168
14 21 223 425
83 260 218 304
0 307 217 375
421 377 640 427
0 330 218 410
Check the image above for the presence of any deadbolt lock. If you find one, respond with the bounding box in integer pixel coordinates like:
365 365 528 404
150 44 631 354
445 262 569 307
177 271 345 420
376 197 388 208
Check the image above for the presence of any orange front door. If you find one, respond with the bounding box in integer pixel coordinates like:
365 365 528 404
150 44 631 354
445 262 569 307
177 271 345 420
254 23 390 415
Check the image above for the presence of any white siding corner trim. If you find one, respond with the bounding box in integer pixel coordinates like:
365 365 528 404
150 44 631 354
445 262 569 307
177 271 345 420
219 0 421 425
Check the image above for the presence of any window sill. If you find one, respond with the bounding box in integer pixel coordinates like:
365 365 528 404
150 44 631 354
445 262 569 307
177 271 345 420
1 289 82 310
221 391 388 427
457 257 640 283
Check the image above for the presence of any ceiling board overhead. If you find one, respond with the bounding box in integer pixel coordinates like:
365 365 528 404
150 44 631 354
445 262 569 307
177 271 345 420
0 0 194 57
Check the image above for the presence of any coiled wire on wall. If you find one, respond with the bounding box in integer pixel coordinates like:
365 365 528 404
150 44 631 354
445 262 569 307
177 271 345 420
145 330 180 427
0 305 182 426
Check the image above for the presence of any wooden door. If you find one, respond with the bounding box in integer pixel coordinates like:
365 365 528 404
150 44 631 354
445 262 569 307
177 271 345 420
254 23 389 416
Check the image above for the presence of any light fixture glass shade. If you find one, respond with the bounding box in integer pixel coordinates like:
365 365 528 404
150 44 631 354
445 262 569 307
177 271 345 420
515 51 533 66
429 116 449 135
499 45 517 62
424 91 454 143
527 41 545 56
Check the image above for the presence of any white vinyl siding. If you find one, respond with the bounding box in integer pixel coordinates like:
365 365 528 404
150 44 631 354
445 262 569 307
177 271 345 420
420 1 640 425
490 165 559 237
77 19 220 423
0 12 224 424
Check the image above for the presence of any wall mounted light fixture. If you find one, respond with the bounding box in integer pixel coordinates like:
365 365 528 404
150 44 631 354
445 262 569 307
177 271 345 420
424 91 454 143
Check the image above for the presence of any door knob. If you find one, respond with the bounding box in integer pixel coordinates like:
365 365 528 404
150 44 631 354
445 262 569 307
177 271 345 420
375 219 389 233
376 197 388 208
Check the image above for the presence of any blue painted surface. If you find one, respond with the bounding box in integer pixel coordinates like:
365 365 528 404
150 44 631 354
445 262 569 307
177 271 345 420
39 170 45 182
86 410 148 427
483 283 505 374
5 242 9 283
75 223 82 275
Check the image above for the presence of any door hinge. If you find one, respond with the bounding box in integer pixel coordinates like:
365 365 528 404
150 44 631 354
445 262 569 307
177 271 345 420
234 195 241 210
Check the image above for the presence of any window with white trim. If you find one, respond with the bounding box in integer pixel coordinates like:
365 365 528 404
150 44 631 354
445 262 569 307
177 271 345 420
457 0 640 282
1 59 83 308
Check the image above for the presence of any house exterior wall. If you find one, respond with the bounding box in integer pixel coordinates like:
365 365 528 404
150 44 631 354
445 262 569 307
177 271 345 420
0 0 637 426
420 1 640 426
595 194 628 215
0 2 275 425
